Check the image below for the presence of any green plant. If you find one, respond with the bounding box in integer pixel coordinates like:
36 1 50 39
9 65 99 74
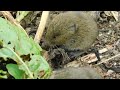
0 17 51 79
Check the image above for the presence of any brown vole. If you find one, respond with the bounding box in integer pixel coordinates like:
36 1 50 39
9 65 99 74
50 67 102 79
45 11 98 51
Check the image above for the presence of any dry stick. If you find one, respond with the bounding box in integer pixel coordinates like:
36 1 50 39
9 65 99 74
1 11 23 29
34 11 50 43
111 11 118 21
1 11 28 36
96 53 120 66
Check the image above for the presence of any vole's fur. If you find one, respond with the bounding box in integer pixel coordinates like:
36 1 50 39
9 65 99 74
45 11 98 51
50 67 102 79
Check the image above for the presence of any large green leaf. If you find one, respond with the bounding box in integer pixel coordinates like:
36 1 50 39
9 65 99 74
0 17 51 79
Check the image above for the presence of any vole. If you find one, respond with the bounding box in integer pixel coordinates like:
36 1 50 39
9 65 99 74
44 11 99 68
45 11 98 52
50 67 102 79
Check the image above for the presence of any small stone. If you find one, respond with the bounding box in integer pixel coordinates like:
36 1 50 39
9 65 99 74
113 62 117 66
106 70 114 75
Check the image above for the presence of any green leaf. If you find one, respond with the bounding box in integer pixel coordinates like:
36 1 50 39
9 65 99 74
0 70 8 79
0 17 51 79
19 55 52 79
6 64 24 79
16 11 30 22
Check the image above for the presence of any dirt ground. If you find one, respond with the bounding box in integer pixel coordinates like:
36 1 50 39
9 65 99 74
20 11 120 79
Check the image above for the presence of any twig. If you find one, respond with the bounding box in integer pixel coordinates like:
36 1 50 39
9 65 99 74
81 47 110 63
1 11 23 29
111 11 118 21
81 43 114 63
34 11 50 43
1 11 28 36
96 53 120 66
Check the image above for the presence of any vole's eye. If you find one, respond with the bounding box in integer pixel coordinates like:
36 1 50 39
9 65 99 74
53 33 61 39
53 36 57 39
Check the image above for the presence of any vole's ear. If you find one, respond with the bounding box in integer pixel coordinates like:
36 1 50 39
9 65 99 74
68 23 78 33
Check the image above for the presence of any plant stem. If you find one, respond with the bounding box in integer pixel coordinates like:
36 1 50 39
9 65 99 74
5 46 34 79
34 11 50 43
